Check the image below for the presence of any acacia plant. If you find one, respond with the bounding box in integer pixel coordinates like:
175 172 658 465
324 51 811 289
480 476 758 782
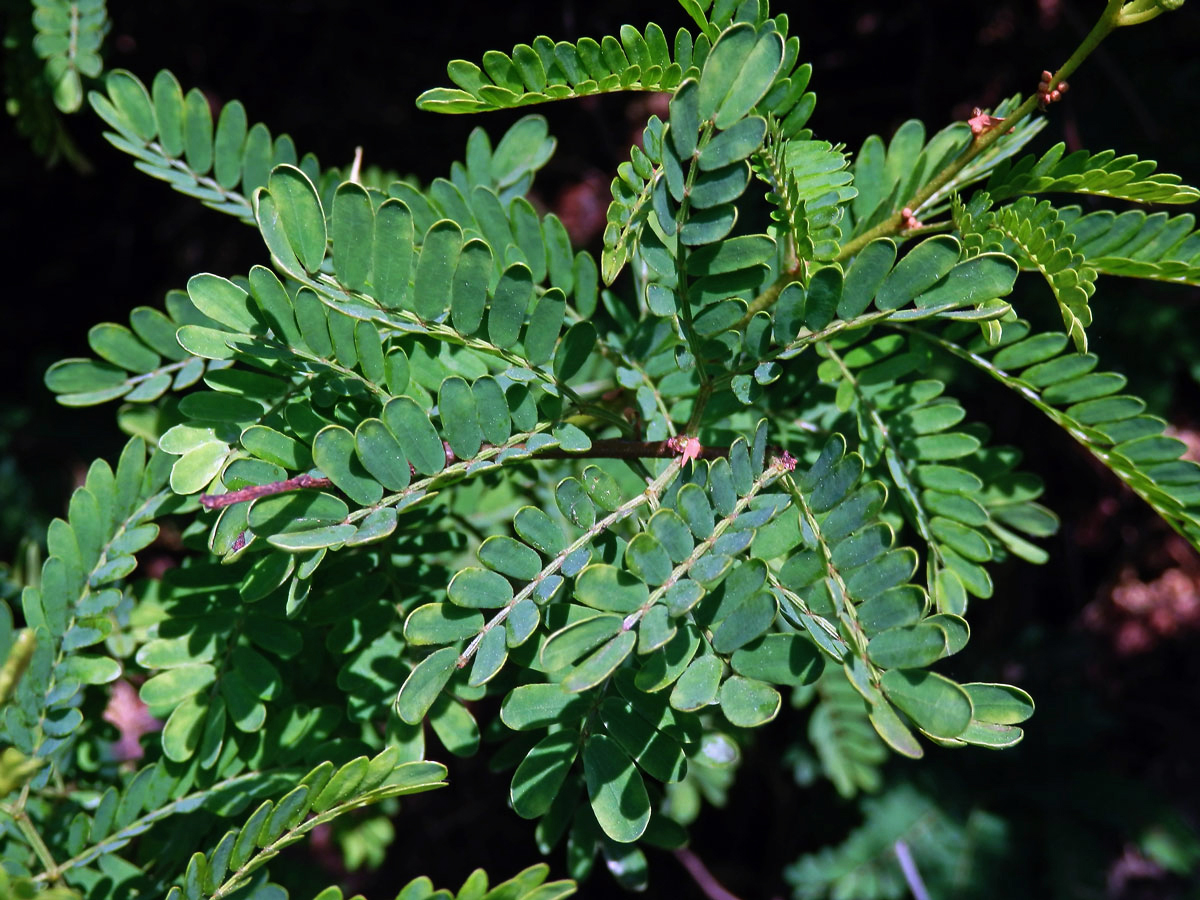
3 0 1199 896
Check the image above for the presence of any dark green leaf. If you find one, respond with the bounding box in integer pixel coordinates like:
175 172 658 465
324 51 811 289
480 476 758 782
583 734 650 843
880 669 972 739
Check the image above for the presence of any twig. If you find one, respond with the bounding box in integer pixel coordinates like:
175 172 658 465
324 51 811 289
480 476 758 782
893 840 932 900
200 473 334 510
673 847 744 900
199 438 734 510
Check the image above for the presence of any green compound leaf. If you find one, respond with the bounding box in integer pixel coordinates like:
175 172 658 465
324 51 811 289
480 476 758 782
988 144 1200 206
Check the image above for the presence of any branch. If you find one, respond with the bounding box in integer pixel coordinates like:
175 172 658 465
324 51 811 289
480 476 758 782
199 438 733 511
893 840 932 900
674 847 744 900
200 473 334 510
836 0 1126 262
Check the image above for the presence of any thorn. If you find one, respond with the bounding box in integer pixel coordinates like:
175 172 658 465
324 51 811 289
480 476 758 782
349 146 363 184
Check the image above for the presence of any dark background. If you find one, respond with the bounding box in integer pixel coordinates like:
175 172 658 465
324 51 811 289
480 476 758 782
4 2 1200 898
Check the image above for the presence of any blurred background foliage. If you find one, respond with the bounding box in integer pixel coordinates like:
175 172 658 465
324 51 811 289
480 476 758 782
3 1 1200 897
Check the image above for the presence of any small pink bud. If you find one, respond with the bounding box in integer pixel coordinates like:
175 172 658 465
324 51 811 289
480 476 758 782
668 434 702 464
899 207 923 230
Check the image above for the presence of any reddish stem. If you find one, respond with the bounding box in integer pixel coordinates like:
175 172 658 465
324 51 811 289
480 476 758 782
199 438 734 510
673 848 744 900
200 473 333 510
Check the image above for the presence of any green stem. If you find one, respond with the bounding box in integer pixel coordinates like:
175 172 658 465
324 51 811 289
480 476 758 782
779 474 870 661
836 0 1124 263
899 322 1200 549
0 802 59 880
737 223 952 331
0 630 36 705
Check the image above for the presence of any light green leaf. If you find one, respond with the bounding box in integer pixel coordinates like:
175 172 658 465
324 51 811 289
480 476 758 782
404 602 484 645
169 442 229 494
563 631 637 692
313 425 384 506
267 165 328 273
697 24 783 129
669 654 722 711
332 182 374 292
447 567 514 608
866 623 948 669
354 419 411 491
383 397 446 476
598 697 687 783
729 634 823 686
875 236 960 310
